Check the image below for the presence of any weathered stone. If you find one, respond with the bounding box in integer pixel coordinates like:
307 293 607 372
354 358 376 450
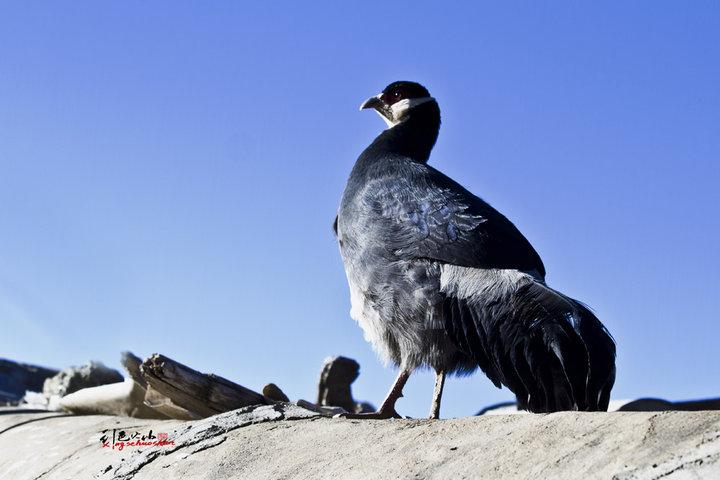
43 361 124 398
0 359 58 405
0 406 718 479
617 397 720 411
477 397 720 415
101 403 320 479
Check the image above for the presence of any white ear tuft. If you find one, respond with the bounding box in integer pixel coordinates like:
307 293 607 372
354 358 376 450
389 97 435 126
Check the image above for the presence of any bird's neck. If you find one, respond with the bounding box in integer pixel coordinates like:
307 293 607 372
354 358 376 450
364 101 441 164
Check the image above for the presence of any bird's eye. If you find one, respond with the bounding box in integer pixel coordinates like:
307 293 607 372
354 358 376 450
393 91 401 99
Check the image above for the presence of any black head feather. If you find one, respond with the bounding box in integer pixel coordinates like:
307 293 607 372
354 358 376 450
380 81 431 105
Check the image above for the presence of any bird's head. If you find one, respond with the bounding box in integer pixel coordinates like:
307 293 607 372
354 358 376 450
360 81 435 128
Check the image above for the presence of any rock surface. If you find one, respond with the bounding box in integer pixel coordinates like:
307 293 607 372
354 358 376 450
479 397 720 415
0 404 718 479
43 361 125 398
0 359 58 405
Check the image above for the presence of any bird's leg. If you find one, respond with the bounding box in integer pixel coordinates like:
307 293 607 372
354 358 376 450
428 370 446 420
339 369 411 419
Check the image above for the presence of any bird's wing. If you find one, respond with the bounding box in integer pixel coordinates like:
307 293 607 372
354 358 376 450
363 161 546 276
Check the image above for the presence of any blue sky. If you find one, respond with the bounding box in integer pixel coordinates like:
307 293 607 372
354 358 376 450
0 2 718 418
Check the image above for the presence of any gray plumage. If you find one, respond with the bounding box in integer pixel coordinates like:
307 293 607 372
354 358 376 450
336 81 616 413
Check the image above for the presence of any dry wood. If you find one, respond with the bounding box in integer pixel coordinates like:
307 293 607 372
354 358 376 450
317 356 373 414
262 383 290 402
120 351 146 388
143 383 199 420
140 353 269 418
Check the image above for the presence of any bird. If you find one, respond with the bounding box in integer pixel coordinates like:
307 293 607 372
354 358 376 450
334 81 616 419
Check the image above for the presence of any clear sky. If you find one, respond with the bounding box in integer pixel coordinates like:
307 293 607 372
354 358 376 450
1 2 718 418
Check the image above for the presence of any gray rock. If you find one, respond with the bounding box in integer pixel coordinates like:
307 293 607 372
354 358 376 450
477 397 720 415
616 397 720 412
0 359 59 405
43 361 124 398
103 403 320 479
0 406 718 479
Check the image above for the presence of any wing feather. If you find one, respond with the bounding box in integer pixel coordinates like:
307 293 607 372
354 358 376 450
358 161 545 276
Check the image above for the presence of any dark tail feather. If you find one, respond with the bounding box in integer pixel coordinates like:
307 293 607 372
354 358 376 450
510 282 616 412
444 280 616 413
572 300 617 410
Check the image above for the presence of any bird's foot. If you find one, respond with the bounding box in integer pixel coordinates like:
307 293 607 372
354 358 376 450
335 408 402 420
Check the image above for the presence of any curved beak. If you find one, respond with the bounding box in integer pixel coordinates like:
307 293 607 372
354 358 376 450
360 93 394 127
359 94 384 111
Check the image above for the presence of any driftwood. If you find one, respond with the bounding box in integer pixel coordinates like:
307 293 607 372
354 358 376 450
139 353 270 418
142 383 199 420
263 383 290 402
54 352 172 419
120 351 146 388
58 378 167 419
316 356 373 414
20 351 372 419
